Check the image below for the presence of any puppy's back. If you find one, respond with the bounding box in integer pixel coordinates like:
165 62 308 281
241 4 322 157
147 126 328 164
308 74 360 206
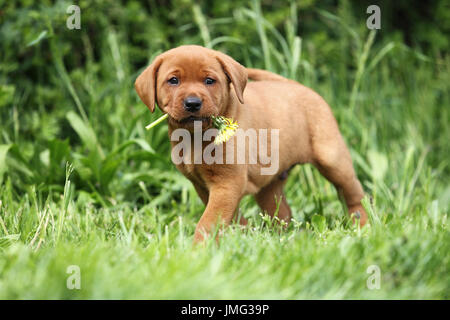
247 68 290 82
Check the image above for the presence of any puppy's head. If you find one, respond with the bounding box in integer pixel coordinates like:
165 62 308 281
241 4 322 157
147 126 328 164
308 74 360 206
135 45 247 129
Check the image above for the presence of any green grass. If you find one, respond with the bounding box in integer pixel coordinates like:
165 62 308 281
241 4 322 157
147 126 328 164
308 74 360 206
0 1 449 299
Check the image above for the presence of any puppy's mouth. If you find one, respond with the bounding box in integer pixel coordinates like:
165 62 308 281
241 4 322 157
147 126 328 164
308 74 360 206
169 115 212 128
178 116 210 123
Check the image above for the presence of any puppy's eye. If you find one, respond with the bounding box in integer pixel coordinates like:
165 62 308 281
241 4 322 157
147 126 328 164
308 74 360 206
168 77 179 85
204 77 216 85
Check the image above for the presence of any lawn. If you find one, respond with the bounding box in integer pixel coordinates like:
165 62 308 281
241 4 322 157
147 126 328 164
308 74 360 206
0 1 449 299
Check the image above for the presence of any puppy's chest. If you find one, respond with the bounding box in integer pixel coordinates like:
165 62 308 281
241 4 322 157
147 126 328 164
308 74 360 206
176 162 196 177
175 162 208 190
170 137 214 186
172 146 203 183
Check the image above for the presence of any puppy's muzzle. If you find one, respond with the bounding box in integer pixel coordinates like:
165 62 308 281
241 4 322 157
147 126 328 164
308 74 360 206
184 96 202 113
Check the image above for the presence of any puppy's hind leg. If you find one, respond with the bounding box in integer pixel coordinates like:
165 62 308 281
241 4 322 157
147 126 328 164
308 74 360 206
233 209 248 226
312 135 368 226
255 177 292 224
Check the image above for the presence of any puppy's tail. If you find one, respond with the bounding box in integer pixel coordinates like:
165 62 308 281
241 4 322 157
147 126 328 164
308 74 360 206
246 68 289 82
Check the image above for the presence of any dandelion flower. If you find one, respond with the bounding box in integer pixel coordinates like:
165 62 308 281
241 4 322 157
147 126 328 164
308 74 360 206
211 116 239 145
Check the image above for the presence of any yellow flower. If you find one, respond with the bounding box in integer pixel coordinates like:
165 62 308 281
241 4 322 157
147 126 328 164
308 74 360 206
211 116 238 145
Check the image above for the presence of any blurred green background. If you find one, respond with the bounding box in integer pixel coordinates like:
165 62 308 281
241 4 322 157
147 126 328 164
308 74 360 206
0 0 449 299
0 0 448 200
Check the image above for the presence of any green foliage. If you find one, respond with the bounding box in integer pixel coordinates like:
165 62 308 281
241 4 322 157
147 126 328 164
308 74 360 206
0 0 448 299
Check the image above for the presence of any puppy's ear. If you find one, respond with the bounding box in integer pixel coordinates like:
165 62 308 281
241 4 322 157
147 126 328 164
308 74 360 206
216 53 247 104
134 55 163 112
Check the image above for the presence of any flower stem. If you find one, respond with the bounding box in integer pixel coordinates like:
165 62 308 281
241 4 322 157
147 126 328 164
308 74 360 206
145 114 168 130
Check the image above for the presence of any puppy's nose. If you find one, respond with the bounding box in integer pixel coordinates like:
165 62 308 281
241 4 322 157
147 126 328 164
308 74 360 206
183 96 202 112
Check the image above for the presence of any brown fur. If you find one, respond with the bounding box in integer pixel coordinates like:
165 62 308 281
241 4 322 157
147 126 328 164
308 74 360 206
135 45 368 243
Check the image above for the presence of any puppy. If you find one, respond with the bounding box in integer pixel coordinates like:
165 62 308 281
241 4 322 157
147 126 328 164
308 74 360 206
135 45 368 242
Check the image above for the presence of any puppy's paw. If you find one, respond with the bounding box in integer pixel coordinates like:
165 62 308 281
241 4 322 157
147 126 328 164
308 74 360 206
193 231 207 244
349 204 368 227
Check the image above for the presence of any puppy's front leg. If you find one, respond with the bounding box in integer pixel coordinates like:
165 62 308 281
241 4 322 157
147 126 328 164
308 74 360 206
194 183 243 243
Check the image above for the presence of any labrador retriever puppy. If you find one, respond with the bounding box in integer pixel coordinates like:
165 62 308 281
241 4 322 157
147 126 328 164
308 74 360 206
135 45 368 242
